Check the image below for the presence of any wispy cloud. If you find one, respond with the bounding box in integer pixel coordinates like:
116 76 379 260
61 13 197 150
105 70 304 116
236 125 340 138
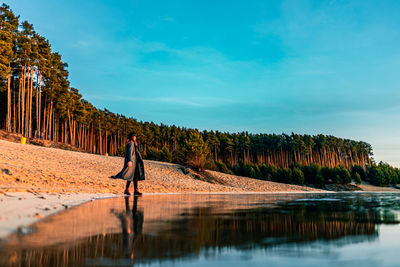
144 15 175 28
254 0 400 55
82 35 400 118
160 15 174 22
87 94 236 108
72 40 92 49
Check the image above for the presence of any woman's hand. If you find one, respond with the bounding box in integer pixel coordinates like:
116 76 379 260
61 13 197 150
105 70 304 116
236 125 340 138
127 161 133 167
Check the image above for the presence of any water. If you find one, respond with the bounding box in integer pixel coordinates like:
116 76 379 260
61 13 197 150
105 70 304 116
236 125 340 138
1 193 400 267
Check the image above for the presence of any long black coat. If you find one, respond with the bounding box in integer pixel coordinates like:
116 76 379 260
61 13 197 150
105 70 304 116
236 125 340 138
113 141 145 181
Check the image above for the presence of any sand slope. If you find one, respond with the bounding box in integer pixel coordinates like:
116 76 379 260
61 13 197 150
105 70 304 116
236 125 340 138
0 139 321 194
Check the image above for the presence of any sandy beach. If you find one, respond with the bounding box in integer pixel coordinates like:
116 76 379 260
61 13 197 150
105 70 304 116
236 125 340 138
0 138 324 195
0 138 398 238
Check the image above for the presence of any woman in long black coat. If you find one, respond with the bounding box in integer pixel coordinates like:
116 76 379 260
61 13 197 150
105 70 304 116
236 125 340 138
112 133 145 195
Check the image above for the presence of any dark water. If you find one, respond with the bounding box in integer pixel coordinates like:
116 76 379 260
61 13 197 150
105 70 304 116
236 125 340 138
1 193 400 267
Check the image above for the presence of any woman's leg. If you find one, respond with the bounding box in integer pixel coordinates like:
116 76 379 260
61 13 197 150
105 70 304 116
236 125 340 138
133 168 142 195
124 181 132 195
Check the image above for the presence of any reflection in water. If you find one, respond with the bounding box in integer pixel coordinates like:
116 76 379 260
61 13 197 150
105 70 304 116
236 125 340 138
1 193 400 266
112 196 143 261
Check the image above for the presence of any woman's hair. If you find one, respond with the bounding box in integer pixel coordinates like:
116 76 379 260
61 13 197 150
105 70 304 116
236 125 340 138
127 132 136 141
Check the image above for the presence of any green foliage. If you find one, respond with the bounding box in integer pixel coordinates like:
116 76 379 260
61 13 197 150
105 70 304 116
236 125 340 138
146 148 159 160
180 130 208 170
224 161 400 188
292 167 305 185
320 167 336 183
351 165 366 181
336 166 351 185
367 162 399 186
335 175 341 184
116 145 125 157
396 169 400 184
0 4 17 80
329 166 351 184
204 160 217 171
315 172 325 188
146 147 172 163
259 164 277 180
160 147 173 162
272 168 292 184
215 160 234 175
367 165 384 186
300 163 321 185
249 167 258 179
235 162 262 179
353 173 362 185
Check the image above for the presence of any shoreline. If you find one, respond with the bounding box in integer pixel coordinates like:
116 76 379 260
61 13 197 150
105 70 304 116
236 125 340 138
2 190 400 240
0 192 118 239
1 138 399 239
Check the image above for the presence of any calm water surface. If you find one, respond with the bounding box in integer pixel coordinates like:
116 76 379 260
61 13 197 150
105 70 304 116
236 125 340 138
1 193 400 267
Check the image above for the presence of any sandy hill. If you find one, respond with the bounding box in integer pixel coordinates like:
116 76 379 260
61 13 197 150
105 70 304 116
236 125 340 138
0 139 321 195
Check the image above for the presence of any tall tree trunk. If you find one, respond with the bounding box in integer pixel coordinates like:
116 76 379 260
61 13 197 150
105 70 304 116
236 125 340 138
73 120 76 146
98 120 102 155
48 101 53 140
45 102 49 140
61 120 64 143
35 73 41 138
105 129 108 154
67 110 73 145
91 123 94 153
83 124 85 148
77 123 81 148
24 66 29 137
6 71 12 132
53 110 57 142
42 97 47 139
18 77 20 134
13 77 16 133
64 119 68 143
114 133 117 155
28 68 34 138
20 68 25 135
38 80 41 138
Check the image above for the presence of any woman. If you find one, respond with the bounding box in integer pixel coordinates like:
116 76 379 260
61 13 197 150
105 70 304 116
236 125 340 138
112 133 145 195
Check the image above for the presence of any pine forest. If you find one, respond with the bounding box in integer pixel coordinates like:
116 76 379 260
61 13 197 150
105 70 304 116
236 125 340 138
1 4 398 187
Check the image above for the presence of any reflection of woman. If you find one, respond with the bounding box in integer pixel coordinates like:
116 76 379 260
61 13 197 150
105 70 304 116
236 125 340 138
112 133 145 195
115 196 144 260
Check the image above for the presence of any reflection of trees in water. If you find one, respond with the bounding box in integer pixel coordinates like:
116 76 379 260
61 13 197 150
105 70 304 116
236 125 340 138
0 234 129 267
1 196 399 266
133 205 379 260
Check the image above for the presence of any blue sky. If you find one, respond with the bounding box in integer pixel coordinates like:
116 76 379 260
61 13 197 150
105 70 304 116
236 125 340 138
6 0 400 166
